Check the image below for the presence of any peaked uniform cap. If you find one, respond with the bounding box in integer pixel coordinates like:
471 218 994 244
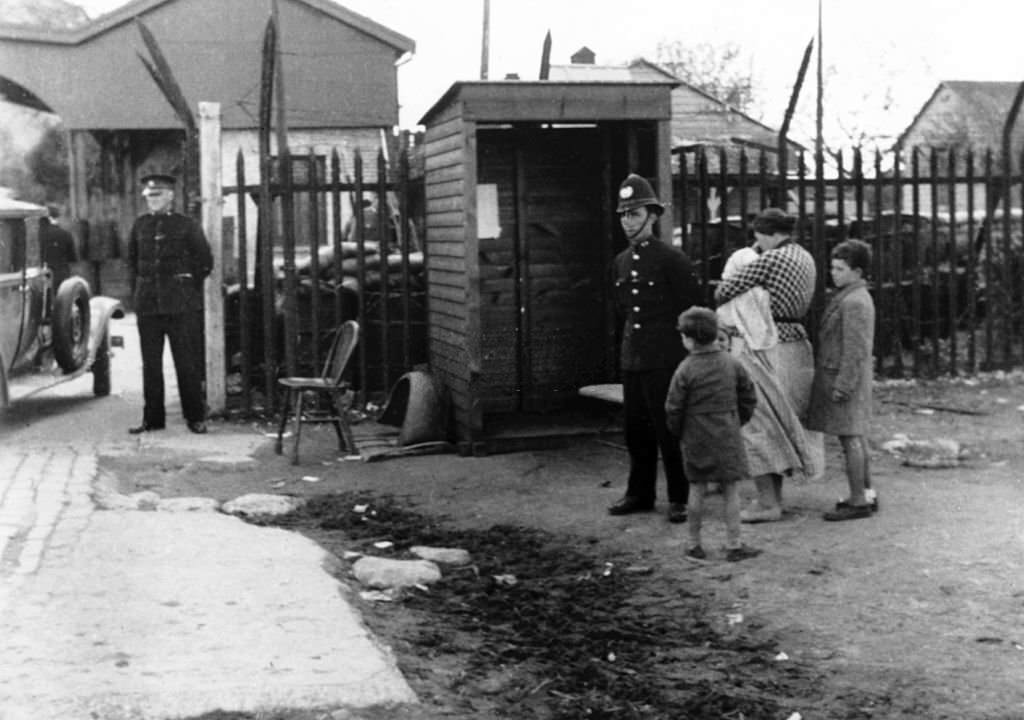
140 173 177 195
616 173 664 214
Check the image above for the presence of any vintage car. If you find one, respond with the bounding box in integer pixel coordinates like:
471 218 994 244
0 195 123 407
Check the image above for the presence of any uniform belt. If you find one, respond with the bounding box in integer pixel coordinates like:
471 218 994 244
775 317 804 324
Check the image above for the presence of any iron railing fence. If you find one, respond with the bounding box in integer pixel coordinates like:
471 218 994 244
674 145 1024 378
222 145 426 416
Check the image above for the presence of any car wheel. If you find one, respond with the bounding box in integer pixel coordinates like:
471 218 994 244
53 278 91 373
92 331 111 396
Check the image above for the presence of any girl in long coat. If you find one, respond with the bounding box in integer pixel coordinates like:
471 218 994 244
806 239 876 521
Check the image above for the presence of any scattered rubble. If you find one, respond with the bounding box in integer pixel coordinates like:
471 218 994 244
92 488 161 511
410 546 471 565
881 434 968 468
156 497 220 513
221 493 304 517
351 556 442 589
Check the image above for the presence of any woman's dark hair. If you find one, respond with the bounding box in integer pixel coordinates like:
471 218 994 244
752 207 796 235
677 306 719 345
831 238 872 273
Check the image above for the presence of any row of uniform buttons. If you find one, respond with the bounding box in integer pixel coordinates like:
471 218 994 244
631 251 640 329
627 244 654 329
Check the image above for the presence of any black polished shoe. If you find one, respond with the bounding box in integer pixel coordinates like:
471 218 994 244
129 423 165 434
823 504 872 522
667 503 688 524
608 496 655 516
187 421 208 434
836 491 879 513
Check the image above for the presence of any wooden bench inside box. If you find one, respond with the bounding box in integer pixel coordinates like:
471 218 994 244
578 383 624 406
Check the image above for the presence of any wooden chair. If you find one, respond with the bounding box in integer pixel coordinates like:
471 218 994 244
274 320 359 464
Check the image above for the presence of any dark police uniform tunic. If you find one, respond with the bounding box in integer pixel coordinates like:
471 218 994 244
128 211 213 427
612 238 700 505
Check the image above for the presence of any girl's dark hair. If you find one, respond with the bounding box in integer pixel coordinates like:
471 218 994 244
677 306 719 345
752 207 796 235
831 238 872 273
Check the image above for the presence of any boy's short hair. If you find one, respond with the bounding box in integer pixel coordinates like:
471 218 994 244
832 238 872 273
677 306 719 345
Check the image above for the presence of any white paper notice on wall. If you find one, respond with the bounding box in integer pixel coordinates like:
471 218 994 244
477 183 501 239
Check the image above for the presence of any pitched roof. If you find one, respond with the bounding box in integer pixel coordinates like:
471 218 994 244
942 80 1022 119
0 0 88 30
0 0 414 53
549 57 802 154
0 0 414 129
895 80 1024 149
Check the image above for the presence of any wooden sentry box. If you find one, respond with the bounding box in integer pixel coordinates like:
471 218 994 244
420 80 676 454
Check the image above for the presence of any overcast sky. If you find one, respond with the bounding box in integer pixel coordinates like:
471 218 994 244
74 0 1024 144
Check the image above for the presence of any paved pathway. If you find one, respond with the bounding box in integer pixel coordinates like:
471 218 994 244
0 315 417 719
0 448 95 598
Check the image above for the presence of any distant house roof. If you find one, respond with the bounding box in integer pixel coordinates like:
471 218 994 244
895 80 1024 150
548 57 804 157
0 0 415 130
546 58 676 84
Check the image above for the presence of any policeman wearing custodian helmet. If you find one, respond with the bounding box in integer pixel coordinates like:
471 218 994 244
608 173 700 524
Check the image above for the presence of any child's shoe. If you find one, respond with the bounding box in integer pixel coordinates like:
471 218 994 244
685 545 707 562
725 545 762 562
835 488 879 513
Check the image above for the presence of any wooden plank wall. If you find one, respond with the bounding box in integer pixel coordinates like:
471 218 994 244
424 104 476 440
476 134 519 414
475 128 609 415
519 129 607 408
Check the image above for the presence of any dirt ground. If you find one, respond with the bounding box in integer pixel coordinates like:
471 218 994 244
102 371 1024 719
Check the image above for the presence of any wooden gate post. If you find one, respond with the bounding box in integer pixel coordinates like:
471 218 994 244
199 101 225 415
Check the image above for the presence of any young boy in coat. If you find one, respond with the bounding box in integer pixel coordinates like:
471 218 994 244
806 239 877 521
665 307 760 561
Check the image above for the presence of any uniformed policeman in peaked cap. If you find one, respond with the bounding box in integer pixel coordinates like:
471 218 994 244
608 173 700 523
127 171 213 434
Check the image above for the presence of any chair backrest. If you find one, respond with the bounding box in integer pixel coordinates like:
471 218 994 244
322 320 359 386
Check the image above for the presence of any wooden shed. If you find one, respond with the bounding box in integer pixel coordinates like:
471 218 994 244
419 79 677 453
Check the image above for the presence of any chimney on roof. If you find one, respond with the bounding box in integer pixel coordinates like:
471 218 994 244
571 46 595 64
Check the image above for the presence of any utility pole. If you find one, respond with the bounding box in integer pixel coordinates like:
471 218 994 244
813 0 827 328
815 0 824 178
480 0 490 79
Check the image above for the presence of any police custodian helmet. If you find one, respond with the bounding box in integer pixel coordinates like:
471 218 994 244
616 173 665 215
